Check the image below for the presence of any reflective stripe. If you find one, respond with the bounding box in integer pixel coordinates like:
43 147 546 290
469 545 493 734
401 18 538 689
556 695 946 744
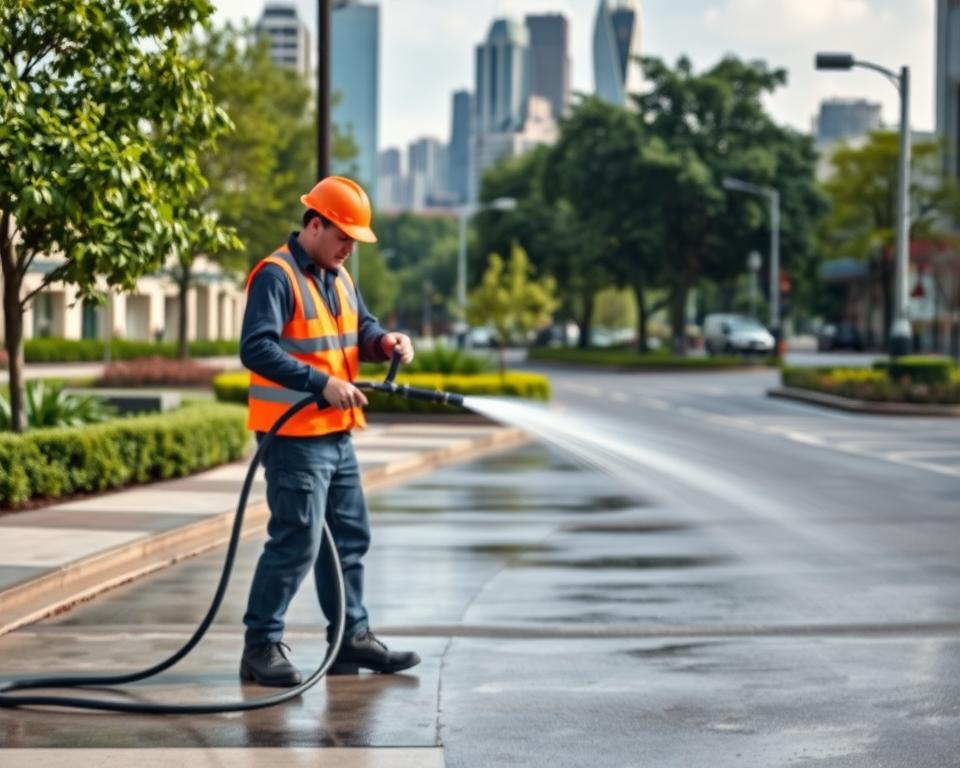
273 248 318 321
339 274 358 313
249 384 314 405
279 334 358 354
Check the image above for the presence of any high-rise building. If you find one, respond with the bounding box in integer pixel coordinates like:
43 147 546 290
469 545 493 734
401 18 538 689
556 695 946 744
377 147 404 211
525 14 570 122
471 18 557 201
407 137 448 210
332 1 379 200
938 0 960 180
816 99 882 143
255 3 310 79
475 18 530 136
593 0 642 107
448 90 472 205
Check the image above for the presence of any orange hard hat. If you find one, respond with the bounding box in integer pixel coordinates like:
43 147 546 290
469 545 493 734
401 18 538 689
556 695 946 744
300 176 377 243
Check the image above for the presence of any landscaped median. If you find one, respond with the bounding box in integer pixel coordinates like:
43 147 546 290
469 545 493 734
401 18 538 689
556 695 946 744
0 402 249 507
528 346 776 370
212 370 551 413
773 357 960 415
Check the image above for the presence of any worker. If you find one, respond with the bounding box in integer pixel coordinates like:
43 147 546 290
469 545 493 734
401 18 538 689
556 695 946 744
238 176 419 686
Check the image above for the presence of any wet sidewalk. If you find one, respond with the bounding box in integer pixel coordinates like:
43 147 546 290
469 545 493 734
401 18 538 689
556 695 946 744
0 419 526 638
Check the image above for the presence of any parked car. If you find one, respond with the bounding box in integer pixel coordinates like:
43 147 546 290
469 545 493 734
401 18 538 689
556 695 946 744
703 314 775 355
816 322 864 351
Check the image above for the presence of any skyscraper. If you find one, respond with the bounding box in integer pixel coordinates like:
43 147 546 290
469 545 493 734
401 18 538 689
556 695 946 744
448 90 472 205
593 0 642 107
938 0 960 180
474 18 530 135
816 99 882 143
377 147 404 211
407 137 447 210
332 1 379 200
255 3 310 79
525 14 570 122
471 18 557 201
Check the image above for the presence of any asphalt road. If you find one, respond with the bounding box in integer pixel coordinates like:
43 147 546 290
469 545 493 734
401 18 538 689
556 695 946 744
2 365 959 767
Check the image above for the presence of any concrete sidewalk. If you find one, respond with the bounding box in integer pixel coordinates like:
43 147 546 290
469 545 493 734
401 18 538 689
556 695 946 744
0 419 527 638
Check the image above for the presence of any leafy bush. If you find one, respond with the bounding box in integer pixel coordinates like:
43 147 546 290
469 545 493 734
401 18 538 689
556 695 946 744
529 346 775 369
782 365 960 405
212 370 551 413
23 337 239 363
0 402 249 507
0 380 115 430
360 346 492 377
887 356 953 386
96 356 222 387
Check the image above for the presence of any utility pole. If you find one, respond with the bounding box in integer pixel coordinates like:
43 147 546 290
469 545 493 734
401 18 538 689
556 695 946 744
317 0 331 180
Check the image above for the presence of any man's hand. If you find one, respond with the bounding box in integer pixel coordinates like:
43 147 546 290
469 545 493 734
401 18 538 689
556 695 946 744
322 376 368 410
380 332 414 364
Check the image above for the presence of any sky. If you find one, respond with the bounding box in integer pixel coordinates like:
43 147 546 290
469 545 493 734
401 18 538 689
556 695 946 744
214 0 936 153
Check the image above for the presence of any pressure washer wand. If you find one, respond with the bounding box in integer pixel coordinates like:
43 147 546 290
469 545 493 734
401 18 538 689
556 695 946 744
356 350 465 406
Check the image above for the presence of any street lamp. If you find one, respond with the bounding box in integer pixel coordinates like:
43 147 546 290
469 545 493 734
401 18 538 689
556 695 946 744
455 197 517 341
816 52 912 356
723 177 781 339
747 250 762 319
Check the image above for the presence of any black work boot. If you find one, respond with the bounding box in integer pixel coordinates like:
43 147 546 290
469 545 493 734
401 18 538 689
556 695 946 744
240 641 303 687
329 630 421 675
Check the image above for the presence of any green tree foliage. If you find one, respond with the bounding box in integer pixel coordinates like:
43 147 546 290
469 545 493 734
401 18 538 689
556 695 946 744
634 56 826 346
372 213 459 333
0 0 228 431
468 243 558 372
820 132 960 342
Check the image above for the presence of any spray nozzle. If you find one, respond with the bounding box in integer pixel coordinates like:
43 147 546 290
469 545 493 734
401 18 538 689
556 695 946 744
355 349 465 407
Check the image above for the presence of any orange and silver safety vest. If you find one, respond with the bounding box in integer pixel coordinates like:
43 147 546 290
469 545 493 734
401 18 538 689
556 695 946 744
245 244 367 437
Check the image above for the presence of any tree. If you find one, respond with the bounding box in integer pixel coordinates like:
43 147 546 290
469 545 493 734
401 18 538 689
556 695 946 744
634 56 826 347
0 0 227 431
468 243 558 373
174 25 357 358
820 132 959 345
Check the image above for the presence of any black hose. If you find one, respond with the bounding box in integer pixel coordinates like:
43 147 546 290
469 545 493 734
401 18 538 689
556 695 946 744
0 352 466 714
0 392 346 714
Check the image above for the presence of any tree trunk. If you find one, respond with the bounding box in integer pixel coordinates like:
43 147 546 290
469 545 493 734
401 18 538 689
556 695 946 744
577 290 594 349
633 281 648 354
177 262 191 360
670 284 689 354
1 214 26 432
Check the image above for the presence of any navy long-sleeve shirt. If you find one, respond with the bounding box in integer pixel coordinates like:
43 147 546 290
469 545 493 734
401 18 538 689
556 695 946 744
240 232 390 394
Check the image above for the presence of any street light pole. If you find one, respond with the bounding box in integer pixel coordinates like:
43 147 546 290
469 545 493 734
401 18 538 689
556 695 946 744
722 177 781 338
455 197 517 345
316 0 331 180
815 52 912 356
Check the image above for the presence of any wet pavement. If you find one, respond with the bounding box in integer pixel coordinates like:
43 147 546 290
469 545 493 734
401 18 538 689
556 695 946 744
2 383 960 767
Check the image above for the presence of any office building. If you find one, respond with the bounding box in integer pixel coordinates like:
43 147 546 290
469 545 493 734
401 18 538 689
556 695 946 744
938 0 960 180
255 3 310 79
816 98 882 143
593 0 642 107
525 14 570 121
448 90 472 205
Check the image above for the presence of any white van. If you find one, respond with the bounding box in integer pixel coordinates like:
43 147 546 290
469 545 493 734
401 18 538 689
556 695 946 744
703 314 775 355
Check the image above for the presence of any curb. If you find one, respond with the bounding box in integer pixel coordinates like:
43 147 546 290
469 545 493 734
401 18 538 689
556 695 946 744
767 387 960 417
0 426 529 637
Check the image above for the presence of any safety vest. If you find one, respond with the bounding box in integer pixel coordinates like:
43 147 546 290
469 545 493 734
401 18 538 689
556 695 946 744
244 244 368 437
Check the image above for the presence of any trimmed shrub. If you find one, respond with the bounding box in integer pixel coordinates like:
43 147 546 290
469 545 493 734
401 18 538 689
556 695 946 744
96 356 222 387
887 356 953 386
528 346 775 369
782 365 960 405
23 337 239 363
212 370 551 413
0 402 249 507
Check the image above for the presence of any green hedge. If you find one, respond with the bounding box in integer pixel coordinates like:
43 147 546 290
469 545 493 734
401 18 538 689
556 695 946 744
213 371 550 414
879 356 953 386
528 347 776 369
23 338 239 363
782 365 960 405
0 402 249 507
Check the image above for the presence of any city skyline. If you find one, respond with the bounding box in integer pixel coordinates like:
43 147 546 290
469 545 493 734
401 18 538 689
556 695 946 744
216 0 934 154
